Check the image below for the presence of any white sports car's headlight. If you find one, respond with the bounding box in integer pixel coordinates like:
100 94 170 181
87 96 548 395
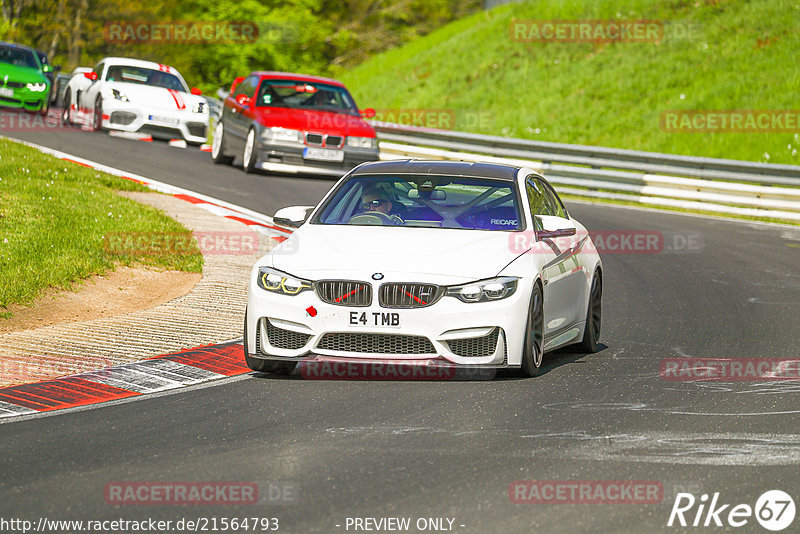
26 82 47 92
256 267 312 296
446 276 519 303
346 136 377 149
105 88 129 102
261 127 302 143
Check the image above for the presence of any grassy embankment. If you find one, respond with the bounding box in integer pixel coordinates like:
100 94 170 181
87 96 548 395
0 139 203 318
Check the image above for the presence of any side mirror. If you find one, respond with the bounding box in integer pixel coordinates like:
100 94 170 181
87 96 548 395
360 108 376 119
229 76 245 94
535 215 576 240
235 94 250 106
274 206 314 228
42 64 52 73
83 71 98 81
190 87 202 95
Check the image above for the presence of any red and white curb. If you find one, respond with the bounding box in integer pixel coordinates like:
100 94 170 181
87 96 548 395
0 342 248 419
4 137 293 243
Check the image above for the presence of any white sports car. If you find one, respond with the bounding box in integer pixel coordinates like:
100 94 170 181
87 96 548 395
244 160 603 378
61 57 209 144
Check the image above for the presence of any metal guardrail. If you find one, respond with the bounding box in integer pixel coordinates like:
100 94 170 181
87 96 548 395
372 121 800 222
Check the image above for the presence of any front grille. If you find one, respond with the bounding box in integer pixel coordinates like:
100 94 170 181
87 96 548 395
317 333 436 354
446 328 500 358
316 280 372 307
305 133 323 146
379 283 442 309
110 111 136 125
6 81 25 88
186 122 207 138
325 135 343 147
265 319 311 350
0 96 20 104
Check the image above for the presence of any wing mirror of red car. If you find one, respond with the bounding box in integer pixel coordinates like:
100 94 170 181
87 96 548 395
83 72 98 81
360 108 376 119
235 94 251 106
190 87 202 95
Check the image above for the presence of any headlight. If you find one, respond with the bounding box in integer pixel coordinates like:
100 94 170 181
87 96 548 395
192 101 205 113
26 82 47 92
107 88 129 102
446 276 519 303
346 136 377 149
261 127 302 143
256 267 312 296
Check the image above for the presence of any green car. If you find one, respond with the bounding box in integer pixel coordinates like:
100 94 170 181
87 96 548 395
0 41 51 115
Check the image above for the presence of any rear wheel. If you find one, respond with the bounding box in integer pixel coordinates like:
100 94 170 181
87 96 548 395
577 271 602 353
243 314 297 375
211 121 234 165
521 282 544 377
242 128 257 173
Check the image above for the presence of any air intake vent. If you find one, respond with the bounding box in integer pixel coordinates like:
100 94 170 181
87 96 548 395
317 333 436 354
265 319 311 350
446 328 500 358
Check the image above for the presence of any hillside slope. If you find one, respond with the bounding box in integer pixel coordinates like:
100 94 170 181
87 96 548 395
343 0 800 164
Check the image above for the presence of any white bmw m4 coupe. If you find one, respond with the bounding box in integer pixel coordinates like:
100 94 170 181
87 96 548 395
244 160 603 378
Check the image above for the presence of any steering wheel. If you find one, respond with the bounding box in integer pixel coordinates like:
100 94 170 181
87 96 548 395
347 211 402 226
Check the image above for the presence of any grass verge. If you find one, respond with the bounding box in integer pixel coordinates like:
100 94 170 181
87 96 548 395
0 138 203 315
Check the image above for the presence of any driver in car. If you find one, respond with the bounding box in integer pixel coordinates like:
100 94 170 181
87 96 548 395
360 187 404 225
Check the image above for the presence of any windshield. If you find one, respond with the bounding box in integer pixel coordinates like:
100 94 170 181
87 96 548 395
105 65 186 91
0 44 39 69
256 80 358 115
313 174 524 231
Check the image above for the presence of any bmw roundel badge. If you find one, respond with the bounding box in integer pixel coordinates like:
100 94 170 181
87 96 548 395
372 273 384 280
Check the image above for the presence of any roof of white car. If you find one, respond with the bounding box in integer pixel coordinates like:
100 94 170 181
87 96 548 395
98 57 177 73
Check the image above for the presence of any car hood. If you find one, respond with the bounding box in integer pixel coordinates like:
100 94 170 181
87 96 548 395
268 225 522 284
106 82 205 112
0 63 46 83
254 107 375 137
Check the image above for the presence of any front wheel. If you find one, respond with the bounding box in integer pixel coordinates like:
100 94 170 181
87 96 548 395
521 282 545 377
242 128 257 173
243 313 297 375
61 90 72 125
38 99 49 117
577 271 602 353
211 121 234 165
92 97 103 131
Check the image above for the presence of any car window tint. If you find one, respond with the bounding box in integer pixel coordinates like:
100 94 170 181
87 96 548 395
105 66 185 91
526 179 552 222
0 44 38 69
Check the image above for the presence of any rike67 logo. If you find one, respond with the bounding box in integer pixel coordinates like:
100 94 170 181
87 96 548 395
668 490 795 531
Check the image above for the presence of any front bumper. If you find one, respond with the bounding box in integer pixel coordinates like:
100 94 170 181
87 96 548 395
245 277 533 367
101 100 208 143
253 140 379 176
0 87 49 111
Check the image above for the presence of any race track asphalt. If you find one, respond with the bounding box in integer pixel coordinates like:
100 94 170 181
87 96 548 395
2 117 800 533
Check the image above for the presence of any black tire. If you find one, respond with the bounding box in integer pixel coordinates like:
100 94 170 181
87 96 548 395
92 97 103 131
243 314 297 375
38 99 49 117
577 270 602 353
242 127 257 173
61 90 72 126
521 282 545 377
211 121 234 165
